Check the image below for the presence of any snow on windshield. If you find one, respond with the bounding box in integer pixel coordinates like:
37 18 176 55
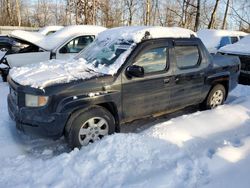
76 37 135 75
219 35 250 55
9 58 100 89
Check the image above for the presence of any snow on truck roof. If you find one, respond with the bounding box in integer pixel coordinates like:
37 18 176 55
219 35 250 56
10 25 107 51
97 26 196 42
10 26 196 89
197 29 248 53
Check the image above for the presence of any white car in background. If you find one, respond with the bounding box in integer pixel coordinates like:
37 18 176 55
197 29 248 54
5 25 106 68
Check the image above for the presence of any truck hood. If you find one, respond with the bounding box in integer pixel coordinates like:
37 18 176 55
9 58 104 89
10 30 46 50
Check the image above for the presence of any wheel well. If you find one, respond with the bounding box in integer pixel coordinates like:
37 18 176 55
64 102 120 135
98 102 120 132
212 80 229 99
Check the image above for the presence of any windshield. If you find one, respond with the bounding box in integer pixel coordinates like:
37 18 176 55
75 38 134 69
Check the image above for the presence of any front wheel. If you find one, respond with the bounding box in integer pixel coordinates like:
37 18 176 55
201 84 226 110
65 106 116 149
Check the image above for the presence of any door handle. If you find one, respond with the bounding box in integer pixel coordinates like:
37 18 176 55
175 77 180 83
163 78 170 84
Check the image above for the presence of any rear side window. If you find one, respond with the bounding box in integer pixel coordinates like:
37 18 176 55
230 37 238 44
175 46 200 69
134 47 167 74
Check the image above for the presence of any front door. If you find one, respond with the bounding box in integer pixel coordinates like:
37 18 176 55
121 40 174 122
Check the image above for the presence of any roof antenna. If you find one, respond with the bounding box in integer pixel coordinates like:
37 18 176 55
142 31 151 40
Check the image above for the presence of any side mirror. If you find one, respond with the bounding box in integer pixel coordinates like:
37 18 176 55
126 65 144 78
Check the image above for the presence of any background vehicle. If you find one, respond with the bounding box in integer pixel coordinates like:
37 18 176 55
218 35 250 84
197 29 248 54
0 25 106 81
7 26 240 148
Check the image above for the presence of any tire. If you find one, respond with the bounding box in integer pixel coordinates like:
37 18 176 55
65 106 116 149
200 84 226 110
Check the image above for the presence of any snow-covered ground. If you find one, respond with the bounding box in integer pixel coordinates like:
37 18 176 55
1 80 250 187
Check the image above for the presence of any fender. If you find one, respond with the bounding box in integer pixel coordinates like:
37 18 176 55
56 90 121 116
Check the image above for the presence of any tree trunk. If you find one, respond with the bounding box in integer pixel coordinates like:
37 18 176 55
222 0 230 29
208 0 220 29
15 0 21 26
194 0 200 31
146 0 150 25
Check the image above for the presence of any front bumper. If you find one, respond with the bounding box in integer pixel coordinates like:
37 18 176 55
8 94 69 138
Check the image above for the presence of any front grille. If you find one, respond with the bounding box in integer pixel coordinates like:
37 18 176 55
10 87 18 104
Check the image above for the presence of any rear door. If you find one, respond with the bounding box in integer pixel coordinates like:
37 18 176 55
169 40 206 109
121 40 174 121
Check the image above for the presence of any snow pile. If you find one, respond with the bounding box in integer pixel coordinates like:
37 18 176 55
197 29 247 53
219 35 250 55
9 58 100 89
98 26 196 43
1 83 250 187
38 26 64 35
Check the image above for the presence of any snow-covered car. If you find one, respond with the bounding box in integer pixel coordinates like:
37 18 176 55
7 26 240 148
218 35 250 84
197 29 248 54
0 26 63 53
0 25 106 81
38 26 64 36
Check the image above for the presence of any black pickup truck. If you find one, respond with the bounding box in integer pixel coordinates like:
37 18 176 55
7 27 240 148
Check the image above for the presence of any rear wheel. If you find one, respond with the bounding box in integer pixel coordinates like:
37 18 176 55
201 84 226 110
65 106 115 149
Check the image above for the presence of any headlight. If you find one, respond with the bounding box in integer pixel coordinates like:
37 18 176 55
25 94 49 107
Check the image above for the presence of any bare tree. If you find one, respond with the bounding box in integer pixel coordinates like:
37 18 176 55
194 0 200 31
208 0 220 29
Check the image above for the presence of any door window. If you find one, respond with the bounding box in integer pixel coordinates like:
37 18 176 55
59 36 94 53
230 36 238 44
134 47 167 74
175 46 200 69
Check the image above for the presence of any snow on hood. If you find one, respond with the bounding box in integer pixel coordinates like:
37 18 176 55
218 35 250 55
98 26 196 43
197 29 248 53
11 25 106 51
38 26 64 35
9 58 101 89
10 30 45 48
